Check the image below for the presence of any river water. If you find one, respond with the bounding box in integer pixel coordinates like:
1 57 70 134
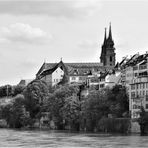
0 129 148 148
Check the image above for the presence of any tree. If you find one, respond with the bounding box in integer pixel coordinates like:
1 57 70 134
12 85 25 97
0 85 13 98
107 85 129 117
0 103 12 126
0 94 31 128
60 95 81 130
83 89 109 131
23 80 49 122
44 84 80 130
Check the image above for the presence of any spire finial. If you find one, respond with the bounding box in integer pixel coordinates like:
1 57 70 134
60 57 63 61
103 27 107 44
109 22 112 40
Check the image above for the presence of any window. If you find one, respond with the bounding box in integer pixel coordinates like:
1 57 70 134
143 91 145 96
140 91 141 96
133 66 138 70
136 84 138 89
146 104 148 109
110 56 112 62
100 84 104 88
79 77 82 80
133 104 140 109
131 92 135 99
146 95 148 101
143 83 145 89
72 77 76 80
131 84 135 90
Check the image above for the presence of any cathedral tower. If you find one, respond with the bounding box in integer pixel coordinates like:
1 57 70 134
100 23 116 66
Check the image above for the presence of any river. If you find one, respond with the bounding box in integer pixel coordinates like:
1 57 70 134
0 129 147 147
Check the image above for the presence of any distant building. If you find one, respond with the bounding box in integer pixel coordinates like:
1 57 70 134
105 70 122 88
36 60 106 87
129 76 148 119
37 62 65 86
36 24 116 87
126 53 148 118
100 23 116 66
18 79 33 86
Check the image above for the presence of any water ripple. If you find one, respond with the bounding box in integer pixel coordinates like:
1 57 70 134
0 129 147 147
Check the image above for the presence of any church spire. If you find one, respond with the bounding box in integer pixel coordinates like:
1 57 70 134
108 22 112 40
103 27 107 44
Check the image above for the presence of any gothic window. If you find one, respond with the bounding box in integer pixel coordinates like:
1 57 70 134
110 56 112 62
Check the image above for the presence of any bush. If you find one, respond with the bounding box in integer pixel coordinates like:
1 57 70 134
0 94 32 128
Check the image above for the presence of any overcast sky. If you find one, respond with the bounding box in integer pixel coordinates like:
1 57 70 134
0 0 148 85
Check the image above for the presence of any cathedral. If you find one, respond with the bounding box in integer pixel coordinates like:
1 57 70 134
100 23 116 66
36 23 116 86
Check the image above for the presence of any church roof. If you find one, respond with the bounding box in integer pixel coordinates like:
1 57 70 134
36 61 113 78
46 62 102 69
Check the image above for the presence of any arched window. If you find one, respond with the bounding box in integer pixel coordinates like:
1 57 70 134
110 56 112 62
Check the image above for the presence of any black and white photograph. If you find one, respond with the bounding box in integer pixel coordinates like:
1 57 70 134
0 0 148 147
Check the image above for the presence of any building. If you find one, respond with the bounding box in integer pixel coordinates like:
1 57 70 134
105 70 122 88
113 52 148 119
100 23 116 66
36 60 107 86
129 76 148 119
36 24 116 87
127 53 148 118
18 79 33 86
36 61 65 86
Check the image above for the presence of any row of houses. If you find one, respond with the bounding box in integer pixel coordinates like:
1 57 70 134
113 52 148 119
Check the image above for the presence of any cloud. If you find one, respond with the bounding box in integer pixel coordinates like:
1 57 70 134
0 23 51 44
78 40 98 49
0 0 101 18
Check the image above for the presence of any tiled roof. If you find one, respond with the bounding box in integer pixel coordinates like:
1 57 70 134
118 53 148 68
68 68 92 76
36 61 113 78
45 62 102 69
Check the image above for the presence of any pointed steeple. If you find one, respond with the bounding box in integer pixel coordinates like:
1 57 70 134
103 27 107 44
100 23 116 66
108 22 112 40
